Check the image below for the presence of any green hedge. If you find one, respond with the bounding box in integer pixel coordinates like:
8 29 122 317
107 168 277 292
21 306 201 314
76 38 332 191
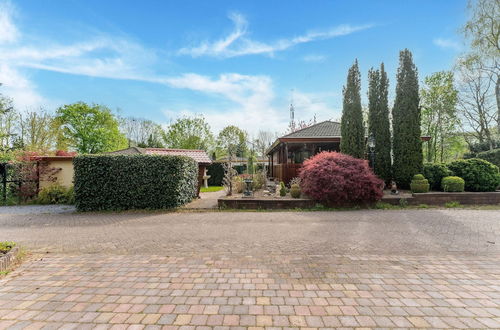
476 148 500 168
74 155 198 211
410 174 430 193
441 176 465 192
207 163 224 186
447 158 500 192
423 163 451 191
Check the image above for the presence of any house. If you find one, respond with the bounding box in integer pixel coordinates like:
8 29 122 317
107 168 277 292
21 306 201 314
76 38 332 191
266 120 431 184
108 147 212 196
38 156 75 189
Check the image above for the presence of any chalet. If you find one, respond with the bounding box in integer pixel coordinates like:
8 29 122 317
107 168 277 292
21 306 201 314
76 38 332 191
266 120 431 184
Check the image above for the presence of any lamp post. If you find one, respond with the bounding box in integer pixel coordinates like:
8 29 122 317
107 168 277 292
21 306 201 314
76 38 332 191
367 133 375 170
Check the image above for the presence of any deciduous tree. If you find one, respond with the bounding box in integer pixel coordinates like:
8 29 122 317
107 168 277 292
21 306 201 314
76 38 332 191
162 115 213 150
55 102 128 154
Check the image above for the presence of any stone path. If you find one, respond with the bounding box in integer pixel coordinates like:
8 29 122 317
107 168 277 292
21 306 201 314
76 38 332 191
0 209 499 329
183 191 226 209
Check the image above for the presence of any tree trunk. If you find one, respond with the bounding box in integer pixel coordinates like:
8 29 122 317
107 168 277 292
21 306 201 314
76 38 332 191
496 75 500 130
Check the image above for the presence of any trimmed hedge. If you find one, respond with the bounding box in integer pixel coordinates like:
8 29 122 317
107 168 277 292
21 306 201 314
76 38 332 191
410 174 430 193
207 163 224 186
476 148 500 168
423 163 451 191
447 158 500 192
441 176 465 192
74 155 198 211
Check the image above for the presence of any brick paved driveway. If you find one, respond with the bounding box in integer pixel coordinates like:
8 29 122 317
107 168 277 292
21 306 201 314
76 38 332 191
1 209 499 329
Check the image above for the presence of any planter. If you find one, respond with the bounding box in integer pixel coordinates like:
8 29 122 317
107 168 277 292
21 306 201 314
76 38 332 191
0 246 20 273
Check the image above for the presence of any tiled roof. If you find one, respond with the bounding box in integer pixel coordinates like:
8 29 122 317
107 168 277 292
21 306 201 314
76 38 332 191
282 120 341 138
144 148 212 164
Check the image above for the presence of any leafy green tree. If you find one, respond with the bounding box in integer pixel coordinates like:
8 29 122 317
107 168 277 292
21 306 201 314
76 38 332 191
421 71 460 163
18 109 57 152
162 115 213 150
216 125 247 158
392 49 423 187
368 63 392 183
462 0 499 129
0 90 17 152
55 102 128 154
340 60 365 158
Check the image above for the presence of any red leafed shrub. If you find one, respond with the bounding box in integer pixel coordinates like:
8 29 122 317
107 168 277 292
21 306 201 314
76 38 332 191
299 151 384 206
55 150 77 157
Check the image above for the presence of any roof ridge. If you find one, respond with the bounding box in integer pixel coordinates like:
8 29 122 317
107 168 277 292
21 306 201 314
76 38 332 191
283 120 337 138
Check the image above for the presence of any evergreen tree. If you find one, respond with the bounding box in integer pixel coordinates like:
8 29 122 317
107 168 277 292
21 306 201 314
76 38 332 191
368 63 392 183
340 60 365 158
392 49 423 187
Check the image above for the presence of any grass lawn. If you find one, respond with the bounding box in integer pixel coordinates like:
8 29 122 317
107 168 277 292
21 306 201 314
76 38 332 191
201 186 224 193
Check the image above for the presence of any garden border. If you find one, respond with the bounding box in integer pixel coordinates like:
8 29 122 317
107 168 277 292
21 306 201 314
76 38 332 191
0 246 20 273
381 191 500 206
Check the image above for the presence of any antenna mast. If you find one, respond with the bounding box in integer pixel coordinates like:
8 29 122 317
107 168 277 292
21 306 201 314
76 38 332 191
289 88 295 131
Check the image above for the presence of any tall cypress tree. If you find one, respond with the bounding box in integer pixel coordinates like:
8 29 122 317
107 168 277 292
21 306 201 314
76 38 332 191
392 49 423 187
368 63 392 183
340 60 365 158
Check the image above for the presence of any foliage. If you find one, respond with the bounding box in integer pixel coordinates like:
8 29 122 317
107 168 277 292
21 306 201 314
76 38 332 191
392 49 423 188
222 159 238 196
0 93 17 152
423 163 452 190
290 184 301 198
216 125 247 158
368 63 392 183
207 163 224 186
254 130 276 157
162 115 213 150
447 158 500 192
0 241 15 254
10 151 60 202
200 186 224 192
37 184 74 204
476 148 500 167
468 139 500 153
73 155 198 211
55 102 128 154
340 60 365 158
288 177 301 188
18 109 57 152
121 117 164 148
232 176 245 194
252 171 266 190
441 176 465 192
299 152 383 206
421 71 460 163
445 201 461 208
279 181 287 197
410 174 430 193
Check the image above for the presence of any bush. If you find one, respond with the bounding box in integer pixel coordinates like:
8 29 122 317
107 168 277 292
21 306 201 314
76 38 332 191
410 174 430 193
423 163 451 190
37 184 74 204
299 152 383 206
441 176 465 192
476 148 500 168
252 171 266 190
74 155 198 211
447 158 500 192
207 163 224 186
290 184 301 198
279 181 287 196
232 176 244 193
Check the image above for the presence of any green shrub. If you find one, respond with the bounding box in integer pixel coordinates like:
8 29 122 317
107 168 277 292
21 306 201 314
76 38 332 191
207 163 224 186
0 241 15 254
423 163 452 190
232 176 244 193
37 184 74 205
447 158 500 192
279 181 286 196
73 155 198 211
290 184 301 198
410 174 430 193
441 176 465 192
476 148 500 168
252 171 266 190
445 201 461 208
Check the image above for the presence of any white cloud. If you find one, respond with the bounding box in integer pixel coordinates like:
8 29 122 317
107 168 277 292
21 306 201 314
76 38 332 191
433 38 462 51
0 64 47 109
0 1 19 44
302 54 327 62
179 12 373 58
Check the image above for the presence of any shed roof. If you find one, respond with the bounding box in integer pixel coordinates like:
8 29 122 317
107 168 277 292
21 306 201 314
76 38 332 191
283 120 341 138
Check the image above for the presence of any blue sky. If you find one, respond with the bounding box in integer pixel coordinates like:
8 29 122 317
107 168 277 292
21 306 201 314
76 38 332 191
0 0 466 134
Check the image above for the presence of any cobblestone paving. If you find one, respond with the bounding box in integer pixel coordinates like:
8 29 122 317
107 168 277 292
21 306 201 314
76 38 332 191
0 209 499 329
